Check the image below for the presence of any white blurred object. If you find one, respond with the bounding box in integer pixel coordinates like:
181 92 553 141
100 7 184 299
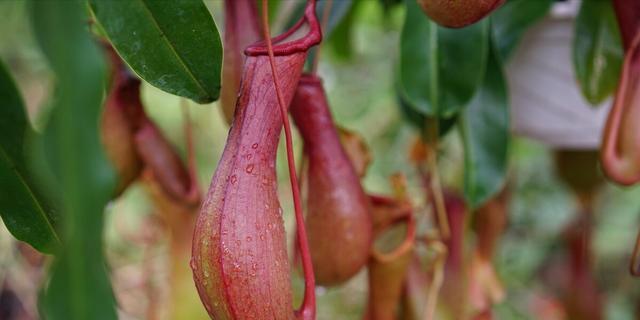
506 0 612 149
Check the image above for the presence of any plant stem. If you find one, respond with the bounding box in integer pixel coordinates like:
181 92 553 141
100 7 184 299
424 242 447 320
424 118 450 240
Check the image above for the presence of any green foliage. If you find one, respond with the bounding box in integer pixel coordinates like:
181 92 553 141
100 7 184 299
30 0 117 318
0 60 59 254
399 0 488 117
89 0 222 104
327 1 359 60
491 0 554 61
459 40 509 208
397 88 457 137
573 0 623 105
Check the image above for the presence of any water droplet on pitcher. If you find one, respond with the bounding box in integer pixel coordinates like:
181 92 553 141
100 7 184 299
230 175 237 184
245 164 254 173
251 143 259 149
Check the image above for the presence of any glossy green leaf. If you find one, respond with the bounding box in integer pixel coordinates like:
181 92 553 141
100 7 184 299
397 85 457 137
574 0 623 105
0 60 59 254
459 41 509 209
30 0 117 319
89 0 222 104
491 0 553 61
400 0 488 117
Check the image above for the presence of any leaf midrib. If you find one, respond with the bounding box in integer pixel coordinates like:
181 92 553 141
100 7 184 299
136 0 210 100
0 144 60 247
587 17 607 97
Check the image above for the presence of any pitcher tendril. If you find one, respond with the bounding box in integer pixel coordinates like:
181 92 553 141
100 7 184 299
261 0 317 317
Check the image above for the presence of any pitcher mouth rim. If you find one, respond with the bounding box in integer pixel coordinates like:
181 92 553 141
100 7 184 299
245 0 321 57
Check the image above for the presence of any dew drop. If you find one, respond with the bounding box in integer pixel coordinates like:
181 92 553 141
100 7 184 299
230 175 237 184
245 164 254 173
246 236 252 242
251 143 259 149
190 258 197 271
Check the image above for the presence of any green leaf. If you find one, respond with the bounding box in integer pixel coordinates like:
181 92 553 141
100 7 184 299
573 0 623 105
89 0 222 104
399 0 488 117
30 0 117 319
491 0 553 61
459 41 509 209
397 83 457 137
0 60 60 254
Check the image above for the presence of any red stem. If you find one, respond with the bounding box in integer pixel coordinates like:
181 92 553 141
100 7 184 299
261 1 316 319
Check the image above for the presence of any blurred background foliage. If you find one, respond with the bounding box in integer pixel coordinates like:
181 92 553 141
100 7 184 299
0 0 639 319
